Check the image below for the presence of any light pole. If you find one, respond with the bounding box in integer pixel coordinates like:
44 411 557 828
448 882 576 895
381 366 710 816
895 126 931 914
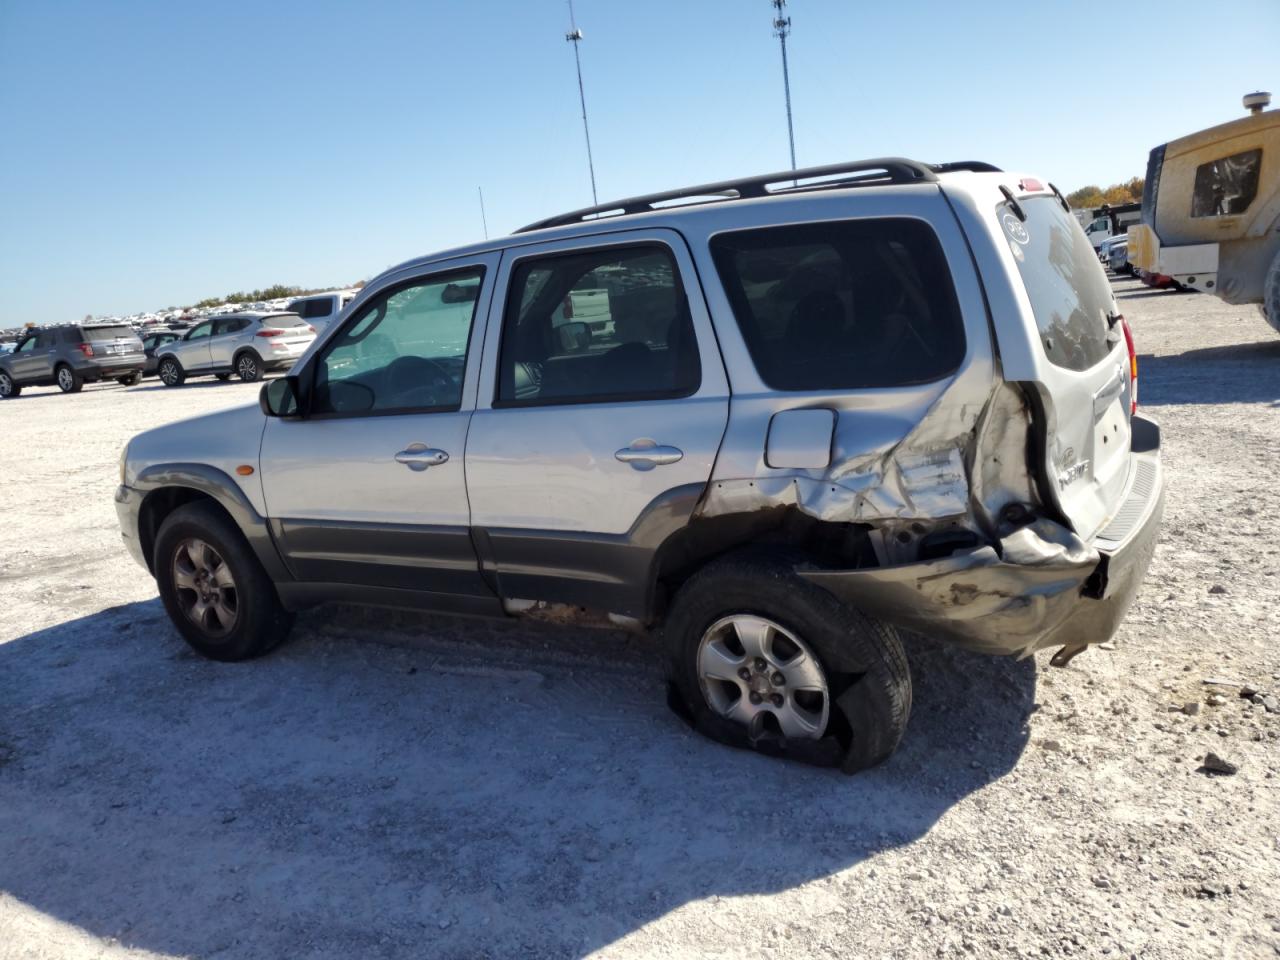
565 0 599 205
772 0 796 173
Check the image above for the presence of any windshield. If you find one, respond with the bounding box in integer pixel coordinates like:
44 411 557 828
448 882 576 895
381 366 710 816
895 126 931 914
1002 197 1113 372
82 325 135 341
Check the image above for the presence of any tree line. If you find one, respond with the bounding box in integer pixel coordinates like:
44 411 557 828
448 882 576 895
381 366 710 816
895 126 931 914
1066 177 1144 210
192 282 362 310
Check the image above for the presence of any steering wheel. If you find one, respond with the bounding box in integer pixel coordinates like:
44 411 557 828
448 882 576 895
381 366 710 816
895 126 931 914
383 355 456 406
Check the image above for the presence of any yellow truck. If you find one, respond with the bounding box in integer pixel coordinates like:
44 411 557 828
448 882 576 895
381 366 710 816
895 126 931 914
1128 92 1280 331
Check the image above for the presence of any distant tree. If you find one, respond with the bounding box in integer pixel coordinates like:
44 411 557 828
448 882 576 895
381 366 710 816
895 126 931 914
1067 177 1144 211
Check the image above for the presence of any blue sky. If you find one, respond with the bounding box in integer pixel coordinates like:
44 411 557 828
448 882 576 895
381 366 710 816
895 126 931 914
1 0 1276 324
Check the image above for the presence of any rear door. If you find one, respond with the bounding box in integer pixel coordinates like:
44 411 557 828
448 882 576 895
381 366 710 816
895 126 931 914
208 316 250 367
465 229 730 617
952 185 1133 539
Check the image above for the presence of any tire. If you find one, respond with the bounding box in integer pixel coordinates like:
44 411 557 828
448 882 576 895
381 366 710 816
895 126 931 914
153 501 295 662
158 357 185 387
0 371 19 398
234 352 262 383
215 372 232 381
665 554 912 773
116 373 141 386
55 364 83 393
1263 248 1280 335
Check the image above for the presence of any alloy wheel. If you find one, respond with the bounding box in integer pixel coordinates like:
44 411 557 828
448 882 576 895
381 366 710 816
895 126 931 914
57 367 74 391
160 361 178 385
696 614 830 739
172 538 238 637
0 373 12 397
237 355 258 380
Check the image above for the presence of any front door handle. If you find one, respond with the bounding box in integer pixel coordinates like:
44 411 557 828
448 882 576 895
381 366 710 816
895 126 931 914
615 440 683 471
394 443 449 472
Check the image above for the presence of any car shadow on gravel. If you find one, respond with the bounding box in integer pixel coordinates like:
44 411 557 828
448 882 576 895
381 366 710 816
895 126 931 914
1140 340 1280 405
0 601 1035 959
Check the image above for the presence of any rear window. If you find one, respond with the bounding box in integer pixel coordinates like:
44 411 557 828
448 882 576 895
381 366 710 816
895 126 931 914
1191 148 1261 217
709 218 965 390
268 314 309 327
82 325 135 341
1002 197 1113 372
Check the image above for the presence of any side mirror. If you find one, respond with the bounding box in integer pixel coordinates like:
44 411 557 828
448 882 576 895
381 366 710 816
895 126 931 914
260 376 302 418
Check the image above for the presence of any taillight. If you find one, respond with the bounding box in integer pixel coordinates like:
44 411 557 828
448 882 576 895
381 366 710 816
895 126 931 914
255 328 284 338
1120 316 1137 414
306 324 316 333
77 342 93 358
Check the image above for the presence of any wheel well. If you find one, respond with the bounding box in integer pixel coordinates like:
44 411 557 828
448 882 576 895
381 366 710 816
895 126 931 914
647 507 877 624
234 348 260 364
137 488 235 573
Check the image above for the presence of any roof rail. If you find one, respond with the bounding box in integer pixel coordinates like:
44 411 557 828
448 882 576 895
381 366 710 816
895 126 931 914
517 156 944 233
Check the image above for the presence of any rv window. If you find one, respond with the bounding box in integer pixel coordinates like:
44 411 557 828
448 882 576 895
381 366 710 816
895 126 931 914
1191 149 1262 217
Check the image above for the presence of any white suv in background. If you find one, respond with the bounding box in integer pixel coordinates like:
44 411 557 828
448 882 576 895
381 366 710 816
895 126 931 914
286 290 359 332
154 312 316 386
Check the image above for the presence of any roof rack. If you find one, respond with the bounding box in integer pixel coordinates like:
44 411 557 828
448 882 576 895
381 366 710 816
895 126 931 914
517 156 1001 233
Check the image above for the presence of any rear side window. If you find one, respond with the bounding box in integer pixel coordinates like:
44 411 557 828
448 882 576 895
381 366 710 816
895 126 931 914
81 325 134 341
496 245 700 405
1002 197 1113 372
1191 148 1261 217
709 219 965 390
299 298 332 319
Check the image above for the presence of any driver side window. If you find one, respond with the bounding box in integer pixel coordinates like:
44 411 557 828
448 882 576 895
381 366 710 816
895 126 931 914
312 267 485 416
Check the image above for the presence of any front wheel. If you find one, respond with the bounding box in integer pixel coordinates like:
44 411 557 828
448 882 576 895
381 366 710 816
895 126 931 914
1263 248 1280 335
665 555 912 773
0 371 19 398
154 501 294 661
55 364 83 393
158 358 185 387
235 352 262 382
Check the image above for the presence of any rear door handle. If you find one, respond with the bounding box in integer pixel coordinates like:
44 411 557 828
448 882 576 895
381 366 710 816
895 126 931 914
394 443 449 471
615 440 683 470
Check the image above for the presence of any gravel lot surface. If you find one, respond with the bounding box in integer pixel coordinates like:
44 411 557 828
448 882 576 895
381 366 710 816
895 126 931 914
1 277 1278 960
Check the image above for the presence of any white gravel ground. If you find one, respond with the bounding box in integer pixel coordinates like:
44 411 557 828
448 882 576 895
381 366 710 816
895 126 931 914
1 278 1278 960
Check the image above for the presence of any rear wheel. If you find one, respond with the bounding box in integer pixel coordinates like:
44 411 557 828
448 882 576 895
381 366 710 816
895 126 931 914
154 501 294 661
235 352 262 383
665 554 912 773
158 357 185 387
55 364 82 393
0 371 19 398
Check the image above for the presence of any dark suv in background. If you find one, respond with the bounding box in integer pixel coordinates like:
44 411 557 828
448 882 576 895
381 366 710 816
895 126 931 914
0 323 145 397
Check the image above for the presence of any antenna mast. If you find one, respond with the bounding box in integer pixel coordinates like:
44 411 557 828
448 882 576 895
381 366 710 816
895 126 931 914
477 186 489 240
565 0 599 205
772 0 797 173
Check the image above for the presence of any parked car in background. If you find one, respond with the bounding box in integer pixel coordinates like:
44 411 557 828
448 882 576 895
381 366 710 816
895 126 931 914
0 341 16 355
154 312 315 387
0 322 145 397
285 289 359 332
1107 238 1132 274
140 329 182 378
116 157 1164 773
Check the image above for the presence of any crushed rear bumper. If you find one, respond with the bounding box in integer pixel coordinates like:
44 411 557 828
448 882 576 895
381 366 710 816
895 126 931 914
799 415 1164 659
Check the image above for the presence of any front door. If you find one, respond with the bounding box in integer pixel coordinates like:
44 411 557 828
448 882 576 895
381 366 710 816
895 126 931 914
174 320 215 370
259 255 499 606
8 334 48 383
465 229 731 617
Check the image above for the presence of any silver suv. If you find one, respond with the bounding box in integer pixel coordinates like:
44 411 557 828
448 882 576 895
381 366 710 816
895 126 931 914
154 312 316 386
115 158 1164 772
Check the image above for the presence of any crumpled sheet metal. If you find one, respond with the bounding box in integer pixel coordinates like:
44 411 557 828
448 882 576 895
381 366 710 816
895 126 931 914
799 518 1101 658
699 394 982 524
